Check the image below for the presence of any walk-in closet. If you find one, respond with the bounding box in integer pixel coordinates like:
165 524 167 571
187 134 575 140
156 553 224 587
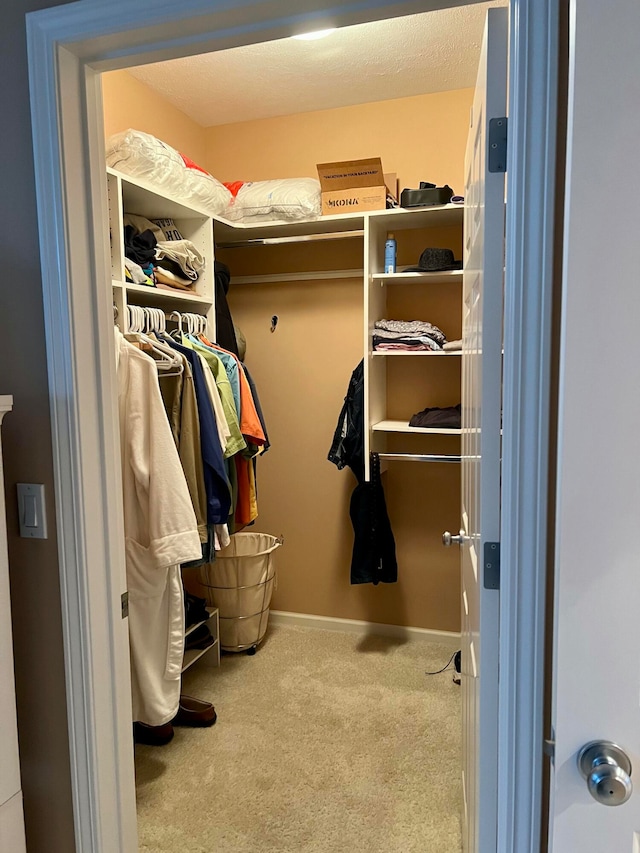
100 3 507 850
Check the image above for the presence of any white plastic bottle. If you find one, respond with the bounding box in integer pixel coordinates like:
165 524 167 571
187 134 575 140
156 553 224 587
384 233 397 274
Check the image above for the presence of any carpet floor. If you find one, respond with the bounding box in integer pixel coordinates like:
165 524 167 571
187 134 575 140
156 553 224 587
135 624 462 853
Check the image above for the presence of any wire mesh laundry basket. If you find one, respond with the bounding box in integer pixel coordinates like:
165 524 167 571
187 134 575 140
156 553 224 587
197 533 282 654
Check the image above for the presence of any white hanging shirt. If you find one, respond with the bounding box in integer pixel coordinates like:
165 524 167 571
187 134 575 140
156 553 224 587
115 329 202 725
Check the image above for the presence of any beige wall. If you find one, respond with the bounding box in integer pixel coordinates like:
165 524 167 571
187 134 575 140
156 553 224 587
206 88 473 193
102 69 208 166
215 90 471 632
226 269 462 631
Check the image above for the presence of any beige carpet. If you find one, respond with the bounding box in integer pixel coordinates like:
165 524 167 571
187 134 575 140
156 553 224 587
135 624 462 853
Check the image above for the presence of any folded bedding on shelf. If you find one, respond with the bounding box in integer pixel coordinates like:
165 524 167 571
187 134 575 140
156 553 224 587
106 129 232 216
223 178 321 223
107 129 321 224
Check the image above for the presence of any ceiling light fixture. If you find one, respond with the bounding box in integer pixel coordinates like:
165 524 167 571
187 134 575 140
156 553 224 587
292 28 337 41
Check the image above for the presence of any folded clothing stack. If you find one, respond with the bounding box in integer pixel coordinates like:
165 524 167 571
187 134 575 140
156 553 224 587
122 213 206 291
185 591 209 628
409 404 461 429
373 318 447 352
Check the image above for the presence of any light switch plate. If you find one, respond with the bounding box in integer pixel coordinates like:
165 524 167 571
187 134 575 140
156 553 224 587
17 483 48 539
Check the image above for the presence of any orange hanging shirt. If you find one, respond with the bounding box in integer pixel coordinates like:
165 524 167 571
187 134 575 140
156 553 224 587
199 336 266 448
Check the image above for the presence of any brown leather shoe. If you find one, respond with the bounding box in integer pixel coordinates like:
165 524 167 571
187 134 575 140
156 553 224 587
172 695 217 728
133 721 174 746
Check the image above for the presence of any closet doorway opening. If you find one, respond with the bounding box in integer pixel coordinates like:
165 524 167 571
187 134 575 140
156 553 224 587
26 1 556 849
103 7 504 850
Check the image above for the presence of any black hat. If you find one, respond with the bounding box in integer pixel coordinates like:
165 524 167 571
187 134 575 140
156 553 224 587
404 247 462 273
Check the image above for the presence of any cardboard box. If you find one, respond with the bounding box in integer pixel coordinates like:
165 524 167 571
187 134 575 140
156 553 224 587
317 158 388 215
384 172 398 203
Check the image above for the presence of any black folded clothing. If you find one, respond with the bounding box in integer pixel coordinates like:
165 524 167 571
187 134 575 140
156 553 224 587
409 404 461 429
184 591 209 628
124 225 156 266
185 624 214 650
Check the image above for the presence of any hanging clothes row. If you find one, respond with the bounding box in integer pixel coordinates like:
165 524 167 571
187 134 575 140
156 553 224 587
115 305 269 728
129 306 270 554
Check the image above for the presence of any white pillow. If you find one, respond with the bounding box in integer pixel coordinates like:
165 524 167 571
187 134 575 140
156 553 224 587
106 129 231 217
227 178 321 222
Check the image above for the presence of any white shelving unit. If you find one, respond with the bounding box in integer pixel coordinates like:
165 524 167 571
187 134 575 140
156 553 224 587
108 168 222 678
372 420 462 436
182 607 220 673
107 167 216 335
108 167 464 490
371 270 463 285
214 200 464 479
372 350 461 357
364 205 464 478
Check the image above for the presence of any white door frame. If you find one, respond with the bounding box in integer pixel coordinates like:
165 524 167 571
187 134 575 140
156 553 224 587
500 2 561 852
25 1 560 850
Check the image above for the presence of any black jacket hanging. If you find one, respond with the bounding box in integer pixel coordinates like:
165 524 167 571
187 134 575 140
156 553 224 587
328 361 397 585
348 453 397 585
328 359 365 482
213 261 239 356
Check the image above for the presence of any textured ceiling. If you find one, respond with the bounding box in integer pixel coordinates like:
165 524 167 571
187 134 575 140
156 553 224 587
127 2 507 128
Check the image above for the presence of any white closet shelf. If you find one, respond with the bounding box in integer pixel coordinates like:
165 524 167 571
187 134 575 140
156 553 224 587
113 278 211 304
367 204 463 231
372 420 462 435
108 167 214 220
371 350 462 356
184 607 217 639
124 282 212 305
214 203 463 245
214 211 366 244
370 270 463 284
182 641 219 674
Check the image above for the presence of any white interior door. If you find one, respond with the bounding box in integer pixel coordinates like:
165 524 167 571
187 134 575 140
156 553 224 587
459 8 507 853
549 0 640 849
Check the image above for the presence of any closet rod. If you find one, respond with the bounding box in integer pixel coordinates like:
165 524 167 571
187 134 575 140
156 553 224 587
233 268 364 285
374 453 462 464
216 229 364 249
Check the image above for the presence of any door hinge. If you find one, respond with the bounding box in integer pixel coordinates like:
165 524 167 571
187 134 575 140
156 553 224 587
483 542 500 590
488 117 508 173
544 736 556 764
121 591 129 619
